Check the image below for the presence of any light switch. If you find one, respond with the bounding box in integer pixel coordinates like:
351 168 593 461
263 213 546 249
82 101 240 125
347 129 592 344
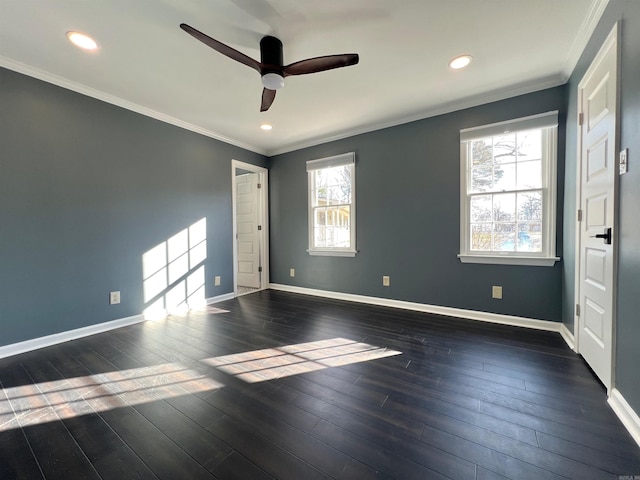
620 148 628 175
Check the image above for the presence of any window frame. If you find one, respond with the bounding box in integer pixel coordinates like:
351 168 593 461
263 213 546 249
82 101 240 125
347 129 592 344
458 112 560 267
307 152 357 257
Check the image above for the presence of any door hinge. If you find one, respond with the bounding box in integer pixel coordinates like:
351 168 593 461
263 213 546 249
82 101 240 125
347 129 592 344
258 266 263 272
257 225 262 231
577 209 583 222
576 304 581 316
257 183 262 189
578 113 584 126
235 233 238 239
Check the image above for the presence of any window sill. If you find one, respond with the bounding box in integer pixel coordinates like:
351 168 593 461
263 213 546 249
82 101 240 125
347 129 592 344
308 249 358 257
457 254 560 267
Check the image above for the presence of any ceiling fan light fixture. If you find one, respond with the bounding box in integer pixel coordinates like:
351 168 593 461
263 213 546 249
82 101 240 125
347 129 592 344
449 54 472 70
66 31 99 51
261 73 284 90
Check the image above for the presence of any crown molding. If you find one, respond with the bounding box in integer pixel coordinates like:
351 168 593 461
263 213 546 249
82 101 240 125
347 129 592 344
0 56 267 156
265 74 566 156
561 0 610 80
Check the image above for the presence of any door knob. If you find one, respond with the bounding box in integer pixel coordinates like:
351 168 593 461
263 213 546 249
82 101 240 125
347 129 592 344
591 227 612 245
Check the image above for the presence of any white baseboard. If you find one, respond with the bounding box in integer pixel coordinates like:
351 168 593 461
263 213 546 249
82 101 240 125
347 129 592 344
608 388 640 448
206 292 235 304
0 314 145 360
560 323 576 351
0 293 237 360
268 283 561 333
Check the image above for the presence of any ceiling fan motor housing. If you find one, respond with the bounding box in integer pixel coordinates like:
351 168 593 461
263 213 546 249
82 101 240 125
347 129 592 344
260 36 284 73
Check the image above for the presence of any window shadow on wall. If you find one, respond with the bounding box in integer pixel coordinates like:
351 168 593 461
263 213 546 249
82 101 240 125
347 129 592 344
142 218 207 318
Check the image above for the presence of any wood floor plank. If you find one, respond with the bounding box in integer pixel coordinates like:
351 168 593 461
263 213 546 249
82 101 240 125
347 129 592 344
210 452 275 480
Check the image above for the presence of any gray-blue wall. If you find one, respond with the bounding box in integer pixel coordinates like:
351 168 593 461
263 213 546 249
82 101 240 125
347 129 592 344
0 67 266 346
563 0 640 423
269 87 566 322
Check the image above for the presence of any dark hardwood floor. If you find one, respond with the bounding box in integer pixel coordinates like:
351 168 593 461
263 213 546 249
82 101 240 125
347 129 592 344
1 289 639 479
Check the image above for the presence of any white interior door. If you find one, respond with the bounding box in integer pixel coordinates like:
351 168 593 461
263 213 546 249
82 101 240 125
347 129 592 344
236 173 261 288
576 25 618 389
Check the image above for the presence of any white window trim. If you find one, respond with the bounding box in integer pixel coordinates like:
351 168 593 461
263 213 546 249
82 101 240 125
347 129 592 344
458 111 560 267
307 152 357 257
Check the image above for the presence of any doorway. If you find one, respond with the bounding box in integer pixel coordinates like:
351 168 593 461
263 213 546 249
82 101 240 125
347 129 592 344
574 23 619 390
232 160 269 297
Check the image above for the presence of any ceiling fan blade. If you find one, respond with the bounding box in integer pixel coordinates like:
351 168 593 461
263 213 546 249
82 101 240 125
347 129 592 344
283 54 359 77
180 23 261 73
261 88 276 112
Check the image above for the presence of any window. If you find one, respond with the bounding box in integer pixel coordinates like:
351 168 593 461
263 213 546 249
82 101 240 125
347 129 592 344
459 112 560 266
307 152 356 256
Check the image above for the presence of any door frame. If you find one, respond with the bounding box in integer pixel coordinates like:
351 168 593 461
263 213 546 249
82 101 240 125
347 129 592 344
231 159 269 297
572 22 620 391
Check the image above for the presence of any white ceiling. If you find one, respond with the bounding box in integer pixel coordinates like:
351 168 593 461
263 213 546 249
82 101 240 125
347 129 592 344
0 0 607 156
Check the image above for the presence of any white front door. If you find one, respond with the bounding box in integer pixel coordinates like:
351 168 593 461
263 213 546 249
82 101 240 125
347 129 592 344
236 173 261 288
576 24 618 389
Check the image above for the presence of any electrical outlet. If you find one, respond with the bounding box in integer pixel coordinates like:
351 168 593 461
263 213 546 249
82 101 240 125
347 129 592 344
214 276 221 286
382 275 390 287
290 268 295 277
109 291 121 305
492 285 503 299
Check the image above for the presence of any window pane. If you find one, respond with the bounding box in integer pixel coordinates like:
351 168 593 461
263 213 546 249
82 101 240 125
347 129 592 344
471 223 492 251
315 170 329 187
313 186 327 207
517 191 542 221
314 227 326 247
315 208 326 226
325 227 335 246
326 186 347 205
471 140 493 192
495 223 515 233
520 234 542 252
333 206 350 226
516 130 542 161
494 163 516 192
334 227 350 247
471 166 493 192
494 233 516 251
516 160 542 189
493 134 516 164
470 195 492 222
493 193 515 222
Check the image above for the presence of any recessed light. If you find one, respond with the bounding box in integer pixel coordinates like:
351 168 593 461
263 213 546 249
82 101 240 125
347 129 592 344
66 31 99 51
260 124 273 131
449 54 472 70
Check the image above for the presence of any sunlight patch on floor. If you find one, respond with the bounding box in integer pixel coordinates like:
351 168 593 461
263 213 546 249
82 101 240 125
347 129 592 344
201 337 402 383
0 363 223 432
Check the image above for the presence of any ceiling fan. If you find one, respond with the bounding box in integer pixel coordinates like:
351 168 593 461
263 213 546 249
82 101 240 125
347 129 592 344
180 23 359 112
